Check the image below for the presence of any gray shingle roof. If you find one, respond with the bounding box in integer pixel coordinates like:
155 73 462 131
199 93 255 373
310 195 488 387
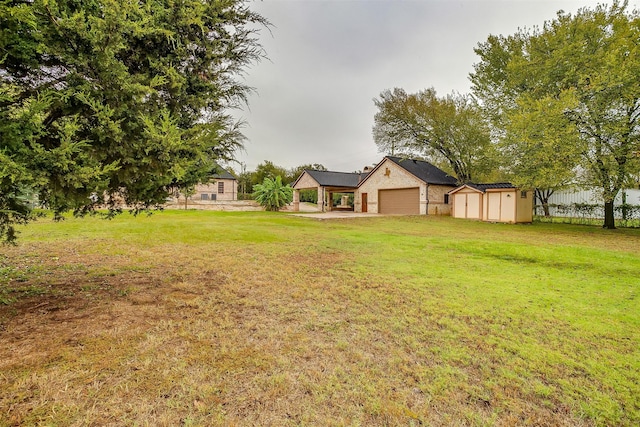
385 156 458 186
304 170 367 188
467 182 515 192
211 167 236 180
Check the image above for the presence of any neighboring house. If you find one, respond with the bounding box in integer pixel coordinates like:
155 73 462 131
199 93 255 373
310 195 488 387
292 156 458 215
193 168 238 202
449 183 533 223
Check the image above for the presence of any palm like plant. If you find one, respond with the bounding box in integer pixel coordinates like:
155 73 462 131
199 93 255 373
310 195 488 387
252 176 293 211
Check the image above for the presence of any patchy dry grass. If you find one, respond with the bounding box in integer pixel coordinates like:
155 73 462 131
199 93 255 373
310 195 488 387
1 211 639 426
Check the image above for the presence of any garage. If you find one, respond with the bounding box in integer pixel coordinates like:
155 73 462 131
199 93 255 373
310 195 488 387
378 187 420 214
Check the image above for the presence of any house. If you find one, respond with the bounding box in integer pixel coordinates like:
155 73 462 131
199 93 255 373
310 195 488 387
292 156 458 215
355 156 458 215
193 168 238 201
449 183 533 223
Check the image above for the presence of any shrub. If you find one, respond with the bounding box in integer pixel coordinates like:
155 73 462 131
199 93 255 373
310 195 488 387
252 176 293 211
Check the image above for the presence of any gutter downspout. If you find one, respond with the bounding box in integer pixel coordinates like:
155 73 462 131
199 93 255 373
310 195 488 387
425 183 430 215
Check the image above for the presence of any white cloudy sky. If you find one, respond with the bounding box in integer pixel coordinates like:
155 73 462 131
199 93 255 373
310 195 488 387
231 0 629 173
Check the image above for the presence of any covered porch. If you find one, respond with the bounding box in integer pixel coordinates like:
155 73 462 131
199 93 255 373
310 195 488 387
292 186 356 212
291 170 366 213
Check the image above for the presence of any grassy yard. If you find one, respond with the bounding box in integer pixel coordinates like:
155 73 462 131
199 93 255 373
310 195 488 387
1 211 638 426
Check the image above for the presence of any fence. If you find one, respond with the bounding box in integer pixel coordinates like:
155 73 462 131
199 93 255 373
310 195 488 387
534 188 640 227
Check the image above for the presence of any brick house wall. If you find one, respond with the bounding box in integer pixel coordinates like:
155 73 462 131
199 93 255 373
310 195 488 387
194 179 237 201
354 158 453 215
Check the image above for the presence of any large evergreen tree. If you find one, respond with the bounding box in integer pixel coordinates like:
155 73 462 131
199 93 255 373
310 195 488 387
471 1 640 228
0 0 266 242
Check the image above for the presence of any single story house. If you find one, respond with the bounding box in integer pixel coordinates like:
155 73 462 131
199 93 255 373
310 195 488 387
356 156 458 215
449 183 533 223
292 156 459 215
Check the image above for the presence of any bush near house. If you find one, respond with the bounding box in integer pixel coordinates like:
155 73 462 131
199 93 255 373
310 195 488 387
252 176 293 211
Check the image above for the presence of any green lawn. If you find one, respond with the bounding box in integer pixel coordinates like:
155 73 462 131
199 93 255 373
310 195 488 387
1 211 639 426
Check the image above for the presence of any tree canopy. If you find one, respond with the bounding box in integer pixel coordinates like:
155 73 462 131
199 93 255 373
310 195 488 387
251 160 290 186
471 1 640 228
288 163 327 183
0 0 266 242
372 88 495 183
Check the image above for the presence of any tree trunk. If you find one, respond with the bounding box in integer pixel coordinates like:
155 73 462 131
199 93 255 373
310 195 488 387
603 201 616 229
535 188 554 217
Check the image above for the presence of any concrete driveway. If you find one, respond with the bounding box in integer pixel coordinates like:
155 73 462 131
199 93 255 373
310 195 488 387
288 211 384 219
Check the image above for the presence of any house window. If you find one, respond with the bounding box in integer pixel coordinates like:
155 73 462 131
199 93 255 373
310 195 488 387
444 194 450 204
211 193 216 201
218 182 224 194
201 194 209 201
520 191 527 198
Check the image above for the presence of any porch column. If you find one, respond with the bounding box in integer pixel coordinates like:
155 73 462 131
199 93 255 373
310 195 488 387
293 189 300 211
327 191 332 212
317 186 324 212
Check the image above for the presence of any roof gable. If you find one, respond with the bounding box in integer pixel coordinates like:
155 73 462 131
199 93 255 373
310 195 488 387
362 156 458 186
211 165 236 180
305 170 366 188
449 182 516 194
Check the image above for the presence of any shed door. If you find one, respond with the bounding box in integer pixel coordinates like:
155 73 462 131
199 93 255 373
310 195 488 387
487 192 501 221
501 192 516 222
453 192 481 219
466 193 481 219
379 188 420 214
453 193 467 218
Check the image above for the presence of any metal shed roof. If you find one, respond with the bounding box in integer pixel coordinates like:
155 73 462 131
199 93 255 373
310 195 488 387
467 182 516 192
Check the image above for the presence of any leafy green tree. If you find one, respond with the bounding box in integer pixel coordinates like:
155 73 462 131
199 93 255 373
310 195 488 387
372 88 496 183
372 122 415 157
252 176 293 211
0 0 266 242
252 161 290 186
236 170 254 200
288 163 327 183
471 2 640 228
287 164 327 204
501 94 583 216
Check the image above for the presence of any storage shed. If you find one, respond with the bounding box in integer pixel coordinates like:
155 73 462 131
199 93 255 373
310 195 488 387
449 183 533 223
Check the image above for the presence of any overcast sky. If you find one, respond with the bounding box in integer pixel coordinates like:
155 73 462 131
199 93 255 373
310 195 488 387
231 0 630 173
